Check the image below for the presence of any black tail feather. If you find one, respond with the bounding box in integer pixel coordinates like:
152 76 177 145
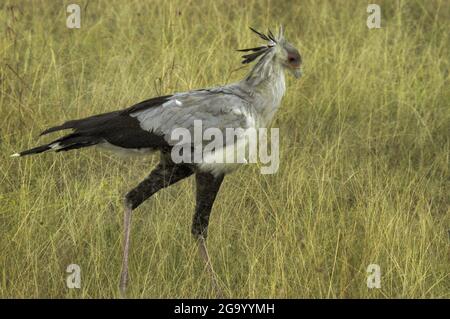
16 133 100 157
18 144 52 156
55 141 98 152
40 111 121 136
14 94 172 158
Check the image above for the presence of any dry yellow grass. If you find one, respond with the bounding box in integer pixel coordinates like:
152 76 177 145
0 0 449 298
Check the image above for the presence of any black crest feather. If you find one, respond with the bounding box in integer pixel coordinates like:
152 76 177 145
238 27 277 64
268 29 276 42
240 48 269 64
237 46 267 52
249 27 270 41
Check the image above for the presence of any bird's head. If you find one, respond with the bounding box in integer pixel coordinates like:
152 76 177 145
238 26 302 79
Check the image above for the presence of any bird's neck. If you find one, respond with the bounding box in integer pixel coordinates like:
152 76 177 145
244 51 283 88
242 53 286 126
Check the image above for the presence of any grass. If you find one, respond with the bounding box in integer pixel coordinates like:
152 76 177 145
0 0 449 298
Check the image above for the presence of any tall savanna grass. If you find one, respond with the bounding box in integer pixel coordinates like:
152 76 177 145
0 0 448 298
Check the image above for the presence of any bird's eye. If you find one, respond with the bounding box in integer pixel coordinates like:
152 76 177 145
287 53 301 67
288 55 299 65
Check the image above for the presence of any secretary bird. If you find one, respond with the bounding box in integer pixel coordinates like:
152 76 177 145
12 27 302 296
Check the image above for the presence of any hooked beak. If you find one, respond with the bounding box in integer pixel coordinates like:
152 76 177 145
292 68 302 79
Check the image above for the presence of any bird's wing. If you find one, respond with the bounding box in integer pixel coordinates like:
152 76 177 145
30 86 254 155
130 87 255 148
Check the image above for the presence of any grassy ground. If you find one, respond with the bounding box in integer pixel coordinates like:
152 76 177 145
0 0 449 298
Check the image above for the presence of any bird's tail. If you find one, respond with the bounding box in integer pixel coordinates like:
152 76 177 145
11 100 169 158
11 132 100 157
10 109 123 158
